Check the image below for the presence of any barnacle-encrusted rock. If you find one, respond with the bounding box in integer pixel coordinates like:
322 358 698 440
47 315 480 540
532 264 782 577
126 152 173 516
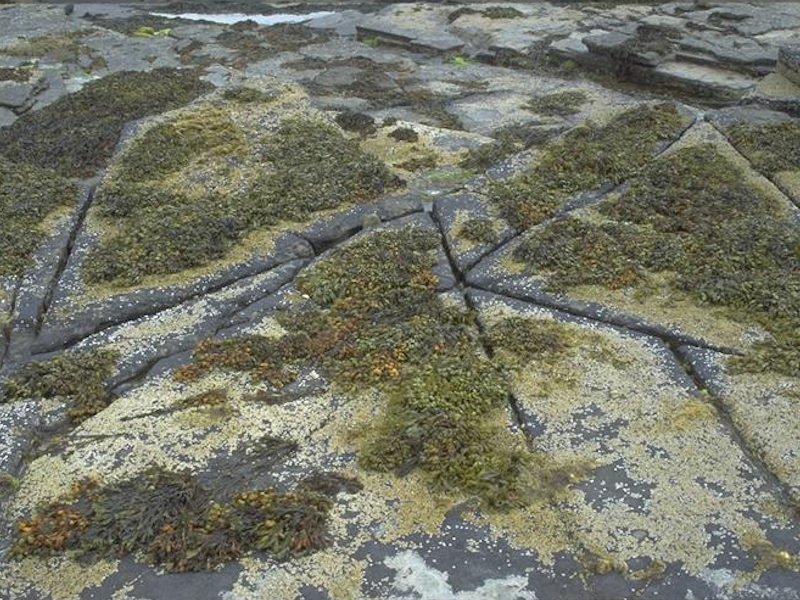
1 4 800 600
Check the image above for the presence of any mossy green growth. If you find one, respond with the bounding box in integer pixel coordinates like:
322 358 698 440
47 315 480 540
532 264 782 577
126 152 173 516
482 6 525 18
524 90 588 116
514 144 800 376
486 103 686 229
459 121 560 172
486 315 625 372
1 349 118 422
448 55 476 67
726 121 800 175
459 141 514 172
11 466 361 572
106 107 245 188
176 225 562 509
3 31 102 68
0 68 212 177
0 66 32 82
458 217 499 245
84 114 400 286
0 158 78 277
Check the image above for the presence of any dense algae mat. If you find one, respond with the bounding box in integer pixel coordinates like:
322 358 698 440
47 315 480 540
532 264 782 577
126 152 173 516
2 349 119 423
510 137 800 374
7 223 799 593
485 102 691 230
83 83 401 287
6 224 595 573
724 119 800 203
0 159 78 278
0 69 212 177
10 466 360 572
173 224 552 509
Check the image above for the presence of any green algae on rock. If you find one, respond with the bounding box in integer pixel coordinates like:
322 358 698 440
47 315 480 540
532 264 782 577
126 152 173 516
458 216 499 245
725 120 800 176
0 158 78 278
83 91 401 286
0 68 213 177
0 66 33 82
1 349 118 423
3 31 103 68
11 466 360 572
725 120 800 205
175 225 572 510
458 121 559 172
514 143 800 376
486 102 689 229
524 90 588 116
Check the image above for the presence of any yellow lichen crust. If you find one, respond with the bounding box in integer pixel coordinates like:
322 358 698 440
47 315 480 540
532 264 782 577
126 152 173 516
477 299 797 580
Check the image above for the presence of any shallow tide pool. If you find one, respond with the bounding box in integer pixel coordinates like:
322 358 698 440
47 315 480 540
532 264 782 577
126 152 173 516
149 11 336 26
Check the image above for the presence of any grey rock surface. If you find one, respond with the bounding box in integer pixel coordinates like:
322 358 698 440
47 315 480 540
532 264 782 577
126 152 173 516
0 2 798 599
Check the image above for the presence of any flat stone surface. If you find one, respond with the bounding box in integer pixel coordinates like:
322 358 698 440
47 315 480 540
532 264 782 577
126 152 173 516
0 82 34 109
679 344 800 505
0 3 799 599
652 61 757 97
0 105 14 127
779 45 800 86
357 6 464 53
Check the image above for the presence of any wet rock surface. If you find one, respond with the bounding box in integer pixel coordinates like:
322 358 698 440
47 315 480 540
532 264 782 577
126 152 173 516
0 2 798 600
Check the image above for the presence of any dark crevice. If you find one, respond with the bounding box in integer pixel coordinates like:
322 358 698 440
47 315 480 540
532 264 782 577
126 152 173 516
30 253 310 358
461 289 536 449
428 200 466 287
672 343 800 512
298 224 364 256
38 204 428 357
1 275 24 370
458 232 510 273
431 204 537 450
35 177 100 336
468 283 739 355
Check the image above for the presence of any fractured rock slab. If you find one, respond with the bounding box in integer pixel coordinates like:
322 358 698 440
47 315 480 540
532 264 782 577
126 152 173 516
468 289 800 599
34 81 408 353
778 45 800 87
679 344 800 505
357 5 464 53
468 121 799 353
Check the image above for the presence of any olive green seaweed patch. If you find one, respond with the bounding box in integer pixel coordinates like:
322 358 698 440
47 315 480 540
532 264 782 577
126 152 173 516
725 120 800 176
514 144 800 376
458 217 499 245
0 158 79 277
11 467 361 572
84 111 401 286
1 349 119 422
3 31 103 69
524 90 588 116
175 226 593 510
0 68 213 177
486 102 688 229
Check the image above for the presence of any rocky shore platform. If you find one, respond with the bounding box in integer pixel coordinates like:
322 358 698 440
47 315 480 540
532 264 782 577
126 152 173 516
0 2 799 599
